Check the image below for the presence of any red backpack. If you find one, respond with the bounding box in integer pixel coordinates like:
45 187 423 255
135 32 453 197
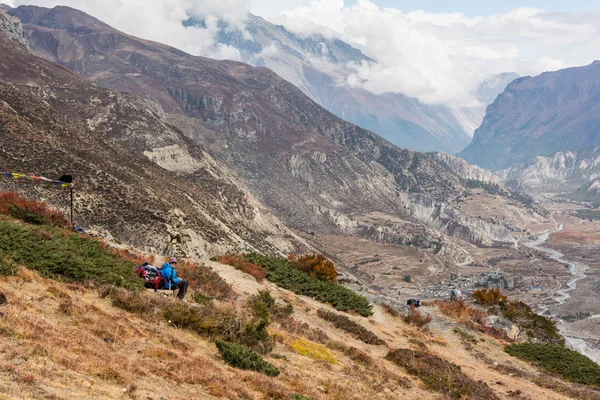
135 263 166 291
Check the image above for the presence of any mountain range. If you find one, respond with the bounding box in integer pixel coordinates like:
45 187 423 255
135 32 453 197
198 13 517 154
0 4 534 265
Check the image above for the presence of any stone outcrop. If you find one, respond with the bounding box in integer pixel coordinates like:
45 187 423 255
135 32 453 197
434 153 501 185
0 5 29 50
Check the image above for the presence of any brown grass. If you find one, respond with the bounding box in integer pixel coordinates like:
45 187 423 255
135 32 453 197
432 299 486 321
402 305 432 327
277 317 330 344
386 348 500 399
0 192 69 228
215 254 266 282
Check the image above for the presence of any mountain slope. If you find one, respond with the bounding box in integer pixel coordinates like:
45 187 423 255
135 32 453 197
8 5 544 256
0 6 305 259
2 229 593 400
460 61 600 171
11 6 489 239
204 13 502 154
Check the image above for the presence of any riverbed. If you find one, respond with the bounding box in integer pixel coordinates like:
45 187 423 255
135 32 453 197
523 224 600 363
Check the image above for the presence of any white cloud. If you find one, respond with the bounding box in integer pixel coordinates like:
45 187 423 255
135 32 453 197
10 0 248 60
8 0 600 106
273 0 600 105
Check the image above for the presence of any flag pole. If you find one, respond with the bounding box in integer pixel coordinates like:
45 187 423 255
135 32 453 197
70 184 74 225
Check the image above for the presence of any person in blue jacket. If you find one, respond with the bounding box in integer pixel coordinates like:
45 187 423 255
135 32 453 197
160 257 189 299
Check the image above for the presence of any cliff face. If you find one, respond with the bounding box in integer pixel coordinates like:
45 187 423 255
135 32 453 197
497 148 600 194
460 61 600 171
0 11 307 259
0 5 28 49
434 153 501 185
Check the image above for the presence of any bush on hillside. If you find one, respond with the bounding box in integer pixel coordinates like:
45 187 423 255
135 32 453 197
506 343 600 387
326 341 375 367
501 301 564 346
317 309 385 346
402 305 432 328
174 259 234 299
287 253 337 282
278 318 330 344
386 348 499 399
214 254 266 282
215 340 280 377
243 254 372 317
432 300 486 322
0 220 141 289
240 291 275 354
248 290 294 321
0 192 70 228
104 287 164 317
0 253 20 276
163 301 240 341
472 288 507 306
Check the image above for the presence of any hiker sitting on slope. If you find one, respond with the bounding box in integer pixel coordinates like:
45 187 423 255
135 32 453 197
160 257 189 300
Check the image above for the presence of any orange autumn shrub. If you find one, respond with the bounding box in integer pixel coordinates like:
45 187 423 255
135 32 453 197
287 253 337 282
472 288 507 306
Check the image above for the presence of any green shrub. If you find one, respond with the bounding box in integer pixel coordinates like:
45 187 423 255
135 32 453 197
215 340 280 376
240 294 273 354
249 290 294 321
0 220 141 289
501 301 564 346
317 309 385 346
163 302 240 341
386 348 499 399
0 253 19 276
506 343 600 387
243 254 372 316
192 292 212 305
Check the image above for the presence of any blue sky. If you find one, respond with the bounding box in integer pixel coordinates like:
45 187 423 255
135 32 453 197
368 0 600 15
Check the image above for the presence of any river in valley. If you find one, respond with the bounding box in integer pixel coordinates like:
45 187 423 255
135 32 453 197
523 224 600 363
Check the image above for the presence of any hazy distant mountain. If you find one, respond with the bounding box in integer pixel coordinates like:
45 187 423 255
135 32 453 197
460 61 600 171
196 14 516 154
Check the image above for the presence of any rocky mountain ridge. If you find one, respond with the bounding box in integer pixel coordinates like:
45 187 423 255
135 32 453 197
7 5 533 250
498 149 600 194
0 4 28 49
